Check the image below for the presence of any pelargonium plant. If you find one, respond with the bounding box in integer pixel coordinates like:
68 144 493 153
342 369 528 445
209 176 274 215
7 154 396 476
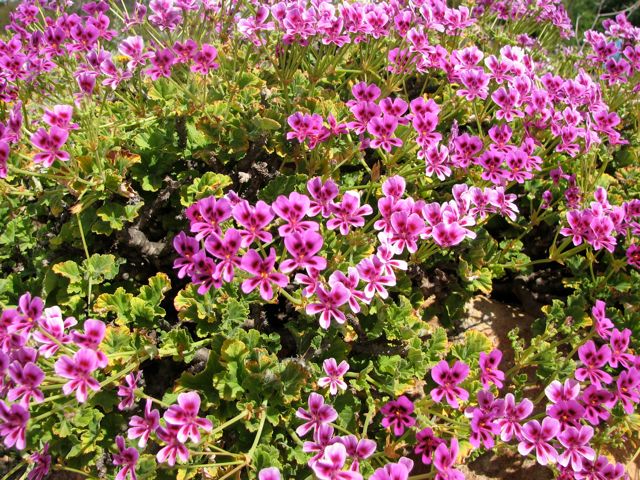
0 0 639 479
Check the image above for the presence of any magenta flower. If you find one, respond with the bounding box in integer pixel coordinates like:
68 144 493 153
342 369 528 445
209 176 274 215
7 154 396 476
30 126 69 167
42 105 78 130
295 268 321 298
295 392 338 437
280 230 326 273
491 87 524 122
433 439 464 480
557 426 595 472
54 348 101 403
27 443 51 480
591 300 614 340
497 393 533 442
204 228 242 282
72 319 108 368
303 423 336 465
32 306 77 358
272 192 319 236
238 5 275 46
414 427 442 465
581 385 614 425
367 114 402 152
172 232 201 279
329 268 367 314
430 360 469 408
545 379 581 404
386 211 426 254
0 141 8 179
339 435 376 470
308 177 339 217
7 361 45 406
318 358 349 395
517 417 560 465
431 222 468 247
113 436 139 480
370 458 414 480
306 284 350 329
380 395 416 436
356 256 396 300
164 392 213 443
191 44 219 74
156 424 189 466
608 328 634 369
117 372 141 411
457 68 490 100
312 443 362 480
118 36 152 69
479 349 505 389
128 399 160 448
190 196 232 240
240 248 289 301
0 401 29 450
258 467 281 480
615 367 640 414
327 192 373 235
469 407 501 449
232 200 274 247
575 341 612 387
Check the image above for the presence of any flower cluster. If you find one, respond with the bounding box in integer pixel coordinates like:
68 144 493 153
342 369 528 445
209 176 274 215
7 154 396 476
175 175 518 328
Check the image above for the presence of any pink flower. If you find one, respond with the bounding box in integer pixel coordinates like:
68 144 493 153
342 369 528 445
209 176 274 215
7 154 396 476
329 268 367 313
517 417 560 465
128 399 160 448
72 319 108 368
156 424 190 466
575 341 612 387
557 426 595 472
339 435 376 470
367 114 402 152
54 348 101 403
609 328 634 369
172 232 201 279
581 385 614 426
258 467 281 480
591 300 614 340
32 306 76 358
318 358 349 395
431 222 468 248
191 44 219 74
280 230 326 273
240 248 289 301
7 361 45 406
307 178 339 218
232 200 274 247
190 196 232 240
380 396 416 436
312 443 362 480
545 379 580 404
113 435 139 480
296 392 338 437
370 458 414 480
433 439 464 480
117 372 141 411
272 192 319 236
0 401 29 450
430 360 469 408
164 392 213 443
327 192 373 235
42 105 78 130
306 284 350 329
479 349 505 389
497 393 533 442
356 256 396 300
204 228 242 282
27 443 51 480
30 126 70 167
414 428 442 465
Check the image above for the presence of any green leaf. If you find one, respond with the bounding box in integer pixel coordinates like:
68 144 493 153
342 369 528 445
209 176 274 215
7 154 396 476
180 172 233 206
52 260 82 285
